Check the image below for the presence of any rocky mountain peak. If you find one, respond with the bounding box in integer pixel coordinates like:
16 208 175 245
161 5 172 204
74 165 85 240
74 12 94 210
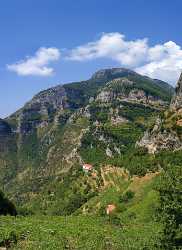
91 68 137 82
170 72 182 110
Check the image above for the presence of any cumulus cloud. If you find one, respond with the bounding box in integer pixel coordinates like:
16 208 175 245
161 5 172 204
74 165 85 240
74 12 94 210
67 33 182 84
136 41 182 83
7 34 182 83
67 33 148 67
7 47 60 76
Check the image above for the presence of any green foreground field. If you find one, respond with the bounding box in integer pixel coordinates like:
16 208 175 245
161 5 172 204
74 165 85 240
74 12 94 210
0 166 165 249
0 215 162 250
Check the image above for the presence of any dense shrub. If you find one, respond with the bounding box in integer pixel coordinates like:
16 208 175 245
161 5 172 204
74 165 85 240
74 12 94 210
119 190 135 203
107 214 122 226
0 191 17 216
156 165 182 249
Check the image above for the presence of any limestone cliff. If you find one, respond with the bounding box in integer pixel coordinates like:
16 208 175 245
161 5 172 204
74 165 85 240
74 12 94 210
137 72 182 153
170 73 182 111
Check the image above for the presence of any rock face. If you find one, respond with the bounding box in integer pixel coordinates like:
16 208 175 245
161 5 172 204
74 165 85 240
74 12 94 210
91 68 138 82
137 72 182 153
12 86 68 135
96 77 168 108
136 118 182 153
170 72 182 111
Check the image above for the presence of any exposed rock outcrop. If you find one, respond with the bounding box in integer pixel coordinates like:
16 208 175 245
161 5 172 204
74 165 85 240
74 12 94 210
137 72 182 153
96 77 168 108
137 125 182 154
170 73 182 111
91 68 138 82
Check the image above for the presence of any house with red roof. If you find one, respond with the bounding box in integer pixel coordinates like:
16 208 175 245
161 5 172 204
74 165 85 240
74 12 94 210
82 163 93 172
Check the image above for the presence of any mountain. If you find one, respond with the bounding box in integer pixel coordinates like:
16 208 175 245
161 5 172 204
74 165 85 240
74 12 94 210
1 68 182 250
0 68 174 214
137 72 182 153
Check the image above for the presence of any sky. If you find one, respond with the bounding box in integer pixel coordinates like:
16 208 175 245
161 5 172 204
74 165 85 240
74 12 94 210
1 0 182 118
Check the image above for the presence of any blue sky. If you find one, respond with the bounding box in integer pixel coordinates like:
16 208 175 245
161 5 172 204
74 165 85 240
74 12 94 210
1 0 182 118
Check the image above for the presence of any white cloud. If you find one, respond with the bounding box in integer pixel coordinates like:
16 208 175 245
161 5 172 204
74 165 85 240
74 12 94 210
68 33 149 67
7 47 60 76
7 34 182 84
67 33 182 84
136 41 182 83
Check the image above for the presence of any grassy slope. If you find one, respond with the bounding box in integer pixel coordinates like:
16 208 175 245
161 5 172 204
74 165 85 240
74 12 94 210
0 215 161 250
0 172 163 250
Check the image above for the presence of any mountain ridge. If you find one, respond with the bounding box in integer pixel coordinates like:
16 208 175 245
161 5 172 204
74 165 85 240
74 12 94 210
0 67 175 214
4 68 174 120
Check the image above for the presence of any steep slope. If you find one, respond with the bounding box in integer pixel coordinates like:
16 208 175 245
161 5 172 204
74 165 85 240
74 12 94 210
0 170 163 250
137 72 182 153
170 72 182 110
0 119 18 184
0 68 174 213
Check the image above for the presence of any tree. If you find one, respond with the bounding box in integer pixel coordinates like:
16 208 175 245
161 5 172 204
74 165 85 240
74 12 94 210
0 190 17 216
156 165 182 249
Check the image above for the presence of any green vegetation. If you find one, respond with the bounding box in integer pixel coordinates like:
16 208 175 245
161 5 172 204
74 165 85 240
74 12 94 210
0 171 163 249
0 190 17 216
21 167 99 216
156 165 182 249
128 74 173 102
118 101 158 124
119 190 135 203
80 98 158 170
0 215 162 250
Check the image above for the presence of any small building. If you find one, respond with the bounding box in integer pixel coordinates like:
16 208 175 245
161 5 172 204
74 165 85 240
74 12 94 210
82 163 93 172
106 204 116 215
